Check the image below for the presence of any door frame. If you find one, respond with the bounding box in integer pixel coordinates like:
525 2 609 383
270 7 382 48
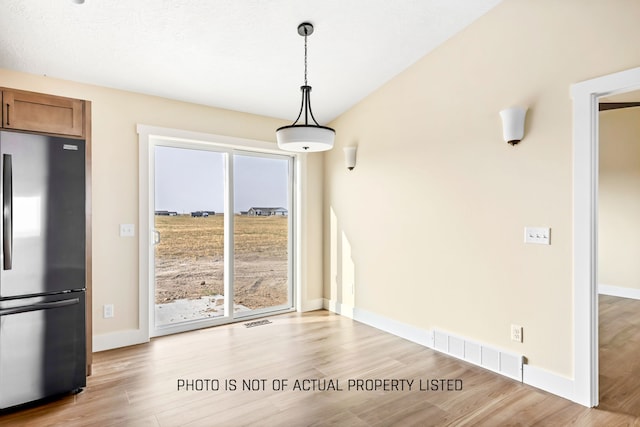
137 125 302 338
571 66 640 407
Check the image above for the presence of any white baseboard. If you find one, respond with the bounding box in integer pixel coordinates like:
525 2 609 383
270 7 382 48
598 284 640 300
353 307 433 348
323 299 577 404
522 364 575 402
301 298 324 312
323 299 432 349
93 329 149 353
323 299 354 319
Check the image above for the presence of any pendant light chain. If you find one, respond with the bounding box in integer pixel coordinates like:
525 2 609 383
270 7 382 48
304 30 308 86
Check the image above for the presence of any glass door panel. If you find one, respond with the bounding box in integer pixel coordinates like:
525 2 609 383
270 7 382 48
233 154 291 315
153 146 225 328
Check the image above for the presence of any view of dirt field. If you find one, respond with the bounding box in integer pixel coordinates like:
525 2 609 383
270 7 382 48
154 214 288 321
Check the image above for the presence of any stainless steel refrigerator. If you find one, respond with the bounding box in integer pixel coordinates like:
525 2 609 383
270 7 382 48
0 130 86 410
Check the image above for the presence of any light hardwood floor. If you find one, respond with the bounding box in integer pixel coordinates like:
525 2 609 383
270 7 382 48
1 301 639 426
598 294 640 417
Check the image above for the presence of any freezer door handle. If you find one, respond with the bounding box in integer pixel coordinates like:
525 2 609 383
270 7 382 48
0 298 80 316
2 154 12 270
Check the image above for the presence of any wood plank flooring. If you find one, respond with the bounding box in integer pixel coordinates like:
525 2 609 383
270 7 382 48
1 301 639 426
598 294 640 417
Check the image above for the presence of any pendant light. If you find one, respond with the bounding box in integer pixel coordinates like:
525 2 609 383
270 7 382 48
276 22 335 152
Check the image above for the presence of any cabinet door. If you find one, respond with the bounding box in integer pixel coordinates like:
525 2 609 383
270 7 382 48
2 89 84 137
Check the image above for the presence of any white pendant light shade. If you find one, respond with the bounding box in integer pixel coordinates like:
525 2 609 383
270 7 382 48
499 107 527 145
277 125 335 152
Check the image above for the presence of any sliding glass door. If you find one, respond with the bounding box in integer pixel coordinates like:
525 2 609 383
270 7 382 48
233 154 292 316
151 142 293 336
153 146 226 328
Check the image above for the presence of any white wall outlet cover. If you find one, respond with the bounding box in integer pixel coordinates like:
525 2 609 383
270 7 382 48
511 324 523 343
103 304 114 319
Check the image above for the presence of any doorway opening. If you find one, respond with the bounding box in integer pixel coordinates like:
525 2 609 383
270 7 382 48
597 93 640 414
571 66 640 407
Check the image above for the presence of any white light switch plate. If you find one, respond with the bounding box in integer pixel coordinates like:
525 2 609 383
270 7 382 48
524 227 550 245
120 224 135 237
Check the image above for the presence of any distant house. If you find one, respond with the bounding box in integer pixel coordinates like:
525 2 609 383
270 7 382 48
155 210 177 216
247 207 288 217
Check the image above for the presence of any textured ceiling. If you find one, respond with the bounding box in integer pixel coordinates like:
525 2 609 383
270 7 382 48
1 0 502 123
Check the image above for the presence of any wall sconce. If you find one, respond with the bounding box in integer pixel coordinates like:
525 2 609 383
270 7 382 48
343 146 357 170
499 107 527 145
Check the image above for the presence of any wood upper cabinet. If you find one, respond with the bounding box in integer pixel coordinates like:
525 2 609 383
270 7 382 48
2 88 85 137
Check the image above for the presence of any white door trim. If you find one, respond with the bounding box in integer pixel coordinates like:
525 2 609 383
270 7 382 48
137 124 299 340
571 66 640 407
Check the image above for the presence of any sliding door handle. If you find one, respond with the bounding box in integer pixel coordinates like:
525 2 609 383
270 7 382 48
153 229 161 245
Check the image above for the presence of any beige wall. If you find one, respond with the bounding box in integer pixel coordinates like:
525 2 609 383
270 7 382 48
0 68 324 339
599 107 640 291
4 0 640 383
325 0 640 378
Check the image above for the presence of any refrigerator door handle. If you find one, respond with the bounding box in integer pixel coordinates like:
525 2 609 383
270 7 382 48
0 298 80 316
2 154 12 270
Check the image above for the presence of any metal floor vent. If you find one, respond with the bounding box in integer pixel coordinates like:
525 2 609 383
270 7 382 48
244 319 272 328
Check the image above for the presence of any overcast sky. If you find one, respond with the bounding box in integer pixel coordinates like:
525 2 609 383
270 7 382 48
154 146 289 214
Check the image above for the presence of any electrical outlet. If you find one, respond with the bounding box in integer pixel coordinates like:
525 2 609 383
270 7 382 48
104 304 114 319
511 324 523 343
